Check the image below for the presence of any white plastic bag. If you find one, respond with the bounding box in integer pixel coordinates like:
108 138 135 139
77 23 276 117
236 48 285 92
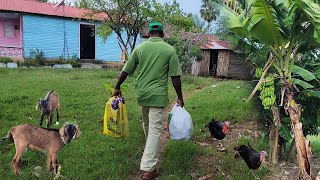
168 104 193 140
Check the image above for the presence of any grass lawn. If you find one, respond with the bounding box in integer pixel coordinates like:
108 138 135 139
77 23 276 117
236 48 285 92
0 68 213 179
1 68 317 179
160 80 270 180
308 135 320 157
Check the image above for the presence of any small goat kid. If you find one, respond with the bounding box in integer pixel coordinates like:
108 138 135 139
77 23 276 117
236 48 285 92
36 90 60 128
6 123 80 176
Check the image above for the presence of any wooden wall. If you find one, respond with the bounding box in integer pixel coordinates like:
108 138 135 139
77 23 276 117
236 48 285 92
216 50 230 77
191 49 210 76
228 52 251 79
191 49 251 80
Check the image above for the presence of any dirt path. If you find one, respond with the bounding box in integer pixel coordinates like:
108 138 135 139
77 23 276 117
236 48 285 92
267 156 320 180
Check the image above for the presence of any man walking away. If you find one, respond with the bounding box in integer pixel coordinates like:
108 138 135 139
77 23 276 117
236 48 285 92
113 22 184 180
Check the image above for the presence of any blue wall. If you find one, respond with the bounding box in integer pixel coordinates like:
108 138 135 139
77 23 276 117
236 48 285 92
22 14 126 61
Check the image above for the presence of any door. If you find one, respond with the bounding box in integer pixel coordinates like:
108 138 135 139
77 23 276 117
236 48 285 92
209 50 218 76
80 24 95 59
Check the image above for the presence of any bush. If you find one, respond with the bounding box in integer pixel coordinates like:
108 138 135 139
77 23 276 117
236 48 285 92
18 59 40 67
59 53 81 68
0 57 12 63
27 49 46 66
70 60 81 68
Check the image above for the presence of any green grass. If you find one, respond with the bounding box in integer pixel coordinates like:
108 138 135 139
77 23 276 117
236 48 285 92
160 80 270 179
308 135 320 157
0 68 274 179
0 68 213 179
184 80 260 140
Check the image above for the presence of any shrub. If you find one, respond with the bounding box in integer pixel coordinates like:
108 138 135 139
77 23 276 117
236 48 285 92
0 57 12 63
28 49 46 66
59 53 81 68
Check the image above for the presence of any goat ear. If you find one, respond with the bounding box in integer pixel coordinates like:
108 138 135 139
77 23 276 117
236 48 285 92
75 125 81 139
59 126 66 137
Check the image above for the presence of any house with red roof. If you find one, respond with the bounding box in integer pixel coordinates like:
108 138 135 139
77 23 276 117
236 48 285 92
0 0 124 61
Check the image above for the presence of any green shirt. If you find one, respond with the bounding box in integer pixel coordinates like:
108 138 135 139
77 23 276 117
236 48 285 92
122 37 182 107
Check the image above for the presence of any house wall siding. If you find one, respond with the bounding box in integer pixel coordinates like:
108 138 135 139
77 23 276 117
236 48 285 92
23 14 78 59
22 14 123 61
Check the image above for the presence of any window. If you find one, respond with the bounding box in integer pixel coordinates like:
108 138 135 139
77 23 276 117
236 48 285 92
4 21 15 37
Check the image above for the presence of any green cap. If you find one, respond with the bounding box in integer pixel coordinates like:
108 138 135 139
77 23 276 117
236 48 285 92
148 22 164 33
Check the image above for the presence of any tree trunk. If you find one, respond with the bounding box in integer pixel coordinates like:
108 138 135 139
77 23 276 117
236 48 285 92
269 105 281 164
285 89 312 179
286 138 296 162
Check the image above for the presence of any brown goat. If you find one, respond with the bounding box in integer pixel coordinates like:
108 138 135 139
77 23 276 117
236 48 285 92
6 123 80 176
36 90 60 128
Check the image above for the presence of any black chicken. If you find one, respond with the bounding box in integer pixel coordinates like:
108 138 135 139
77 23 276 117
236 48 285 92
234 144 267 178
206 120 230 151
207 120 229 140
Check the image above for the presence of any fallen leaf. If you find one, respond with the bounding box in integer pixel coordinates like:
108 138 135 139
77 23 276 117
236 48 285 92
254 131 259 139
196 142 209 147
198 174 213 180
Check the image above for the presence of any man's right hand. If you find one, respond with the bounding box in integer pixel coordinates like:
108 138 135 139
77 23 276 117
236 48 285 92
177 99 184 107
113 88 121 97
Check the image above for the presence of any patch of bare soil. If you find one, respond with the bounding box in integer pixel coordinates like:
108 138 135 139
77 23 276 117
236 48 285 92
267 156 320 180
192 120 263 179
193 120 320 180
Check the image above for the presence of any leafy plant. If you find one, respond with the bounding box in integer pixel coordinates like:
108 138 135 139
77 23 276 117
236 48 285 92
75 0 151 54
164 35 203 72
0 57 12 63
103 83 128 96
222 0 320 177
28 49 45 66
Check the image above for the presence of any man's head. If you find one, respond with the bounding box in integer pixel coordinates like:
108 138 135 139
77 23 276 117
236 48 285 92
148 22 164 38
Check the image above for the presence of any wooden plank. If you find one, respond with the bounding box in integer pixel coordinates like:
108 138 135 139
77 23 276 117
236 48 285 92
216 50 230 77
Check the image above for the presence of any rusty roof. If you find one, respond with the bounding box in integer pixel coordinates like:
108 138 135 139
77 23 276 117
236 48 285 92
141 30 230 50
0 0 106 20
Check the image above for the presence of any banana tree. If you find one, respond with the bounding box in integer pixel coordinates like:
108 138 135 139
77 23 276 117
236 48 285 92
223 0 320 178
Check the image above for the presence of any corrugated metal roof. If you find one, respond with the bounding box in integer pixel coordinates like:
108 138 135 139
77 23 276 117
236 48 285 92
0 0 105 19
140 25 231 50
194 34 230 50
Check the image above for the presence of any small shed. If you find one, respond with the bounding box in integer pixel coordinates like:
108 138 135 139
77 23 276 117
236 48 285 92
191 34 251 79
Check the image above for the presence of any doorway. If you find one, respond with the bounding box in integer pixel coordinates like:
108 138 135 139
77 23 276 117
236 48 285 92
80 24 95 59
209 50 218 76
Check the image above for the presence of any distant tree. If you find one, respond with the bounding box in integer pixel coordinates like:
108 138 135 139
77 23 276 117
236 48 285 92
192 14 213 34
147 0 196 32
74 0 151 53
146 0 204 72
200 0 222 23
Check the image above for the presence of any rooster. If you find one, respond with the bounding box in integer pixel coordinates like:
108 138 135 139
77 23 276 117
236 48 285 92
206 120 230 151
234 144 267 178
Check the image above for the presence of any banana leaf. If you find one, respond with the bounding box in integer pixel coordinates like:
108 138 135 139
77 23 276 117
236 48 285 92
292 78 315 89
292 65 318 81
